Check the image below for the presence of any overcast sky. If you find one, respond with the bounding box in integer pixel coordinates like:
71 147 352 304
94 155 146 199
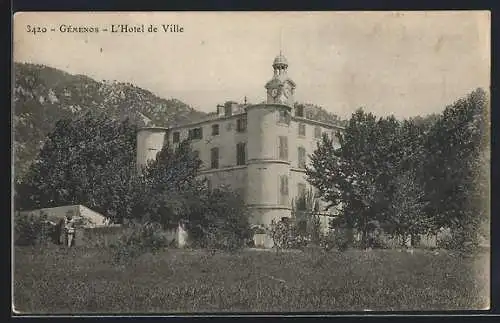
14 11 490 119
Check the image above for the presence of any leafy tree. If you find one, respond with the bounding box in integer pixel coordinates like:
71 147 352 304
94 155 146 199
294 188 322 244
14 211 52 246
187 186 252 251
134 140 204 228
422 88 489 249
307 109 397 248
386 170 431 246
15 111 138 223
308 89 488 251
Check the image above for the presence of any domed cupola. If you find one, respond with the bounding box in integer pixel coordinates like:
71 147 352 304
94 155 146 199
273 53 288 70
265 52 296 106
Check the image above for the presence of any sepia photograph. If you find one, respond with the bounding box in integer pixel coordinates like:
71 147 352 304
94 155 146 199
12 11 490 314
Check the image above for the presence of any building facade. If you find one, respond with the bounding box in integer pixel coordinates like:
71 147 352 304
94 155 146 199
136 53 343 229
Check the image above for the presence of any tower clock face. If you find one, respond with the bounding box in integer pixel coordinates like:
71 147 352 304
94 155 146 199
271 88 278 98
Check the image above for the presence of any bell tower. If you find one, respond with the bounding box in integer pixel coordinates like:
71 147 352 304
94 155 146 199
265 52 296 106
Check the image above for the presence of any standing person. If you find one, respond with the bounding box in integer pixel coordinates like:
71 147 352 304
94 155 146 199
64 211 76 247
55 218 65 245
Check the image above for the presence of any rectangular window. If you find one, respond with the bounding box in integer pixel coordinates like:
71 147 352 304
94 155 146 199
278 136 288 160
236 142 246 166
188 127 203 140
206 178 212 191
298 183 306 198
224 105 232 117
212 124 220 136
295 105 304 117
297 183 307 211
236 115 247 132
279 175 289 206
278 109 290 125
193 150 200 159
298 147 306 169
314 126 322 139
298 123 306 137
172 131 180 143
210 147 219 169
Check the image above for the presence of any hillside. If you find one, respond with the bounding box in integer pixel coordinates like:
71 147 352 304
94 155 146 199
13 62 207 182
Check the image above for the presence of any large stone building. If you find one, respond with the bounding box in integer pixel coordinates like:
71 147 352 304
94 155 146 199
136 53 343 229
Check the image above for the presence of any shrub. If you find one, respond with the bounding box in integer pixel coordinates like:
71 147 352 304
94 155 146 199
112 221 168 263
14 212 52 246
268 218 312 251
437 228 479 254
307 214 322 245
187 187 252 252
268 219 290 250
204 228 246 253
320 228 351 252
368 229 390 249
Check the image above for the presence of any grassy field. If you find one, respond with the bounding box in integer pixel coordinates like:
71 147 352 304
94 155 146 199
13 246 489 314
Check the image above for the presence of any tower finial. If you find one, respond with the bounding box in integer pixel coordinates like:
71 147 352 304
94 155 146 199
279 27 283 55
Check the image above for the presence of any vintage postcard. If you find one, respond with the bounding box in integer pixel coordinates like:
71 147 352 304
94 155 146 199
12 11 490 314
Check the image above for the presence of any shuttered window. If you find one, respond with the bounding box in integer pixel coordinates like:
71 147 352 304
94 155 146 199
212 124 219 136
298 123 306 136
278 136 288 160
236 142 246 166
298 147 306 169
188 127 203 140
236 116 247 132
173 131 180 143
279 175 289 206
210 147 219 169
314 126 321 139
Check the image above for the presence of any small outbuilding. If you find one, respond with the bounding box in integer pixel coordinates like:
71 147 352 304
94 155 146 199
17 204 108 227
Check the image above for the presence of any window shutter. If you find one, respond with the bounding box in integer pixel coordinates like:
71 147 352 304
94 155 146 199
283 137 288 159
298 147 306 169
279 136 288 160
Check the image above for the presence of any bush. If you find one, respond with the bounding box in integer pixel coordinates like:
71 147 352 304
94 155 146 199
204 228 247 253
268 219 290 250
307 215 322 245
14 212 53 246
368 229 390 249
268 218 312 250
320 228 350 252
112 221 168 262
437 228 479 254
187 187 252 252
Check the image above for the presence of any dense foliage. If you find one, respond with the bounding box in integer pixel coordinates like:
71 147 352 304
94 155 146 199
187 187 252 252
14 212 52 246
15 113 251 251
15 112 139 224
307 88 489 250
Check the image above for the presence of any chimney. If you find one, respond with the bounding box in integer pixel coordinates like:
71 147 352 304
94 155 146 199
224 101 239 117
217 104 225 117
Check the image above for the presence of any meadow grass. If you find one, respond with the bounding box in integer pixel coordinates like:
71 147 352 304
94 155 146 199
13 246 489 314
